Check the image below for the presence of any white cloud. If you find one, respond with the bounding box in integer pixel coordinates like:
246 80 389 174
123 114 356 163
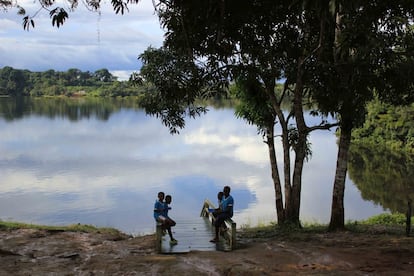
0 0 164 72
183 110 286 167
110 70 134 80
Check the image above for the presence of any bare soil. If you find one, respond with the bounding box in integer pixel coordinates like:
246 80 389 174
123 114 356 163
1 226 413 275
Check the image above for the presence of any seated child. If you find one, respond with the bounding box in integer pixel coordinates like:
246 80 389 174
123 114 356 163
153 192 177 245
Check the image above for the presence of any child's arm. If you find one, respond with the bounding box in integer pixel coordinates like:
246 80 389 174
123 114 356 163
154 202 165 213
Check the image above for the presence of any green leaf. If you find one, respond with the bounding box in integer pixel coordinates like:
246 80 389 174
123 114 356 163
22 16 32 31
111 0 128 15
17 6 26 15
40 0 56 7
50 8 69 28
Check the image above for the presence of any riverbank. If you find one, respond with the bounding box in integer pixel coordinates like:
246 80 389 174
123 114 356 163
1 223 413 275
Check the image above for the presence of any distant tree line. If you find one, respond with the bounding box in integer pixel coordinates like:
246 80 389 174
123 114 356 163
0 66 146 97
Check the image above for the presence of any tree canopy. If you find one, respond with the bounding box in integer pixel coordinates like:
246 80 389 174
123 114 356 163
352 99 414 154
135 1 414 229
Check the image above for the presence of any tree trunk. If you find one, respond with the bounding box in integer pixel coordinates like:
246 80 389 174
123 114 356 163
406 199 412 237
328 126 351 231
328 3 349 231
290 151 305 225
288 55 308 226
266 124 285 224
265 83 291 225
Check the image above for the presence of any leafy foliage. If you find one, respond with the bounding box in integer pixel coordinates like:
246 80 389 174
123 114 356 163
50 8 68 28
138 46 227 133
22 16 35 30
352 99 414 154
0 0 12 10
137 1 414 229
111 0 129 14
362 213 410 226
6 0 141 30
230 77 276 134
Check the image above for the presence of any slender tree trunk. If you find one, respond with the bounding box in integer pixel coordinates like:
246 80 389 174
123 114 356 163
288 55 308 226
274 104 292 225
274 106 291 224
290 152 305 225
328 3 349 231
406 199 412 237
265 84 291 225
328 125 351 231
266 123 285 224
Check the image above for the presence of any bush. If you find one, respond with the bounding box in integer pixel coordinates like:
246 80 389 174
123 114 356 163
362 213 408 225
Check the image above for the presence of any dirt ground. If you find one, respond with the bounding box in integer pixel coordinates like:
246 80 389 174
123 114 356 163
0 226 413 275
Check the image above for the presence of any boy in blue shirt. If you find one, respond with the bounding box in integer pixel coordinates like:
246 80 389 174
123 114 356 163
153 192 177 244
210 186 234 243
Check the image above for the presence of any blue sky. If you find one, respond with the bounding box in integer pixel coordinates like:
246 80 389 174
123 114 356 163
0 1 165 80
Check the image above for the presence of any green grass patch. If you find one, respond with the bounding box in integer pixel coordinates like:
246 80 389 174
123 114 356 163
0 220 124 236
238 213 412 241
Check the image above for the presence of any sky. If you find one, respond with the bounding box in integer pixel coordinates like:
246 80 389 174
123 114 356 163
0 0 165 80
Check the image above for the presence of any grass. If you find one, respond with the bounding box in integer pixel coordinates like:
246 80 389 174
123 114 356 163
0 220 126 236
1 213 411 240
238 213 413 241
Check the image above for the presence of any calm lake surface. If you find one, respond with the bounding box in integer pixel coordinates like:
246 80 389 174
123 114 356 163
0 97 387 235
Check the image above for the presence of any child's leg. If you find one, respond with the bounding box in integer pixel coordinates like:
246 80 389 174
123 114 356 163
167 226 173 239
167 217 176 227
158 215 167 225
157 216 168 233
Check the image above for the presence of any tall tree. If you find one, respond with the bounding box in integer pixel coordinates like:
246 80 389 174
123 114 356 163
138 1 337 226
94 69 116 83
310 0 414 230
231 78 286 223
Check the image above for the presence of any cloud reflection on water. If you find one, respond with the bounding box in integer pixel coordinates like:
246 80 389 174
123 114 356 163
0 106 386 235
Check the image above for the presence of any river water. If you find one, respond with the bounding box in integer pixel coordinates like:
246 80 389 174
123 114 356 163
0 97 387 235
